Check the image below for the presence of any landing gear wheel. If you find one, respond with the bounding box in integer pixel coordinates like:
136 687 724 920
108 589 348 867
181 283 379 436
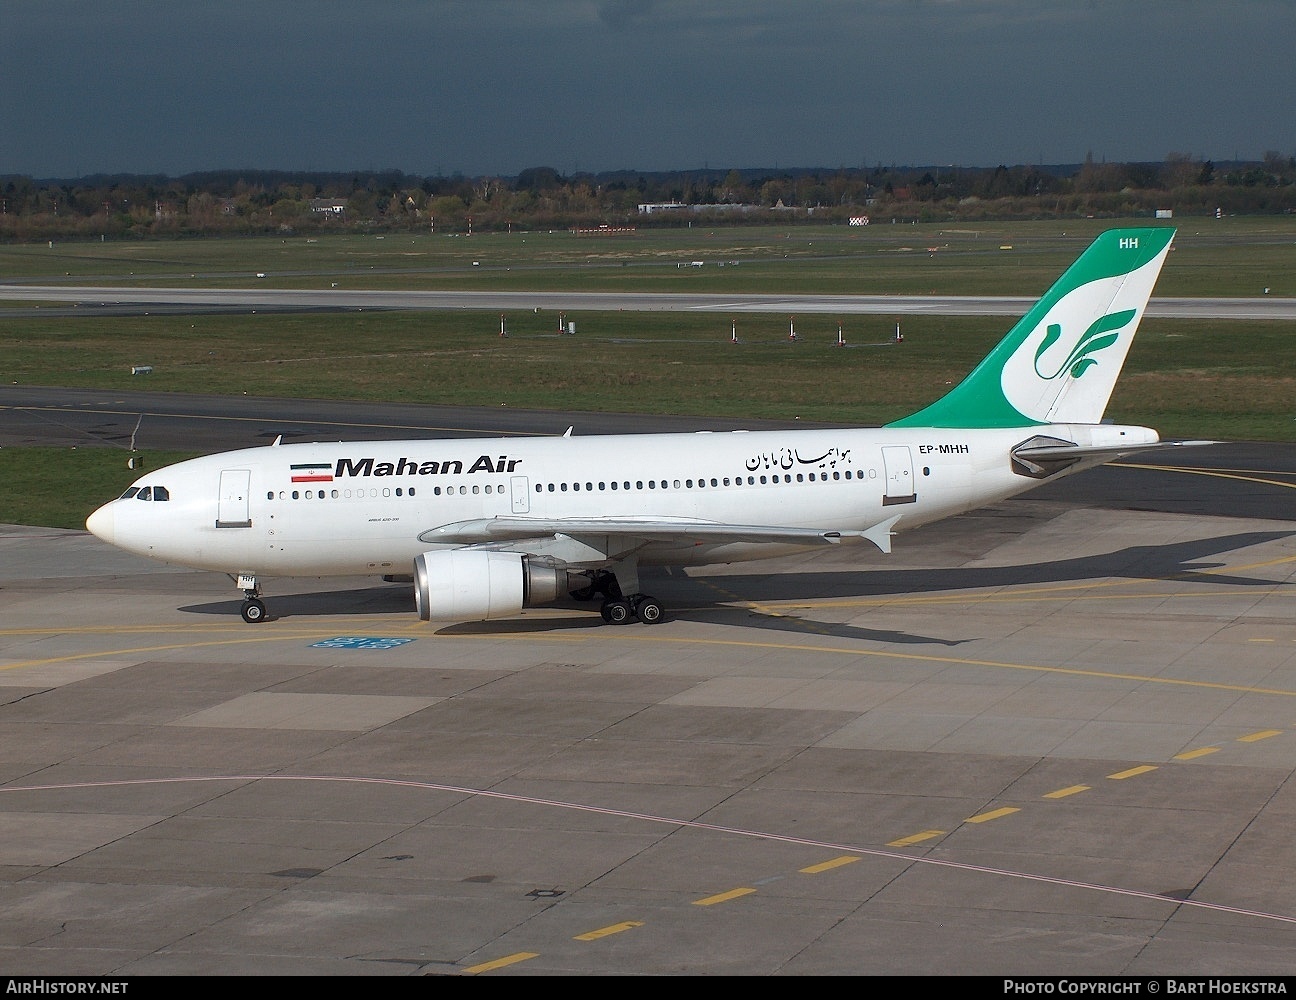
241 598 266 624
570 583 597 601
634 597 664 624
601 599 631 625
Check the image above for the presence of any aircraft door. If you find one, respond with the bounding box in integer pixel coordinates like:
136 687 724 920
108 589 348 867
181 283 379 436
510 475 530 514
216 469 253 527
881 446 916 506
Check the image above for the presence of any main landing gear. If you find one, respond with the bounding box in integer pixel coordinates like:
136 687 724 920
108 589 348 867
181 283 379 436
569 569 664 626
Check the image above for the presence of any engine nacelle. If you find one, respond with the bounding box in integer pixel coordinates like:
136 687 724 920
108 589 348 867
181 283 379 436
414 549 568 622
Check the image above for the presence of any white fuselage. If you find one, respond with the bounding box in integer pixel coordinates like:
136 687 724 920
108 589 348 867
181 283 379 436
86 422 1124 581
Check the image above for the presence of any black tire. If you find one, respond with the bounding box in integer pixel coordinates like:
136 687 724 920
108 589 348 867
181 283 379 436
570 584 596 601
634 597 664 624
605 600 631 625
241 599 266 623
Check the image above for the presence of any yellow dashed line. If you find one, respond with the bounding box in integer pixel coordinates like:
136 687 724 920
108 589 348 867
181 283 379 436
800 855 861 874
887 830 944 847
1239 730 1282 742
1109 765 1158 779
1175 747 1220 761
464 952 538 974
575 921 643 941
1044 785 1090 799
966 807 1019 824
694 887 756 906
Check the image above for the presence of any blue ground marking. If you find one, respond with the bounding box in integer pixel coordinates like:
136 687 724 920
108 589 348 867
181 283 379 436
310 636 417 650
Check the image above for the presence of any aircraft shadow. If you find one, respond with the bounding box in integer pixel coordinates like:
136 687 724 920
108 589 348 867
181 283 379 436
177 529 1289 645
686 529 1293 603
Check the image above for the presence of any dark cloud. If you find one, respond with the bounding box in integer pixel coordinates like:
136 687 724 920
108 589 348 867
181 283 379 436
1 1 1291 178
598 0 658 29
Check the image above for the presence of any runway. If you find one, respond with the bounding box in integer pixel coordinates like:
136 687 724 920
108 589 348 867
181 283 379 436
1 391 1295 976
3 282 1296 319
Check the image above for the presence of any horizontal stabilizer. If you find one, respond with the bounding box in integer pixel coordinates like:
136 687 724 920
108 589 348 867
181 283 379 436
1011 433 1222 479
1013 437 1221 464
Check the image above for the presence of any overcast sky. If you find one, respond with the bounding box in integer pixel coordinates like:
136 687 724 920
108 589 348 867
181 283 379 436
4 0 1292 179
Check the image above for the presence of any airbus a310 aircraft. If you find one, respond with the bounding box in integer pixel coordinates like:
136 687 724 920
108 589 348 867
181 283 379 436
87 227 1204 626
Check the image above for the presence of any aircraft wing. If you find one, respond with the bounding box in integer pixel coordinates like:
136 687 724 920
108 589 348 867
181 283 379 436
418 515 901 553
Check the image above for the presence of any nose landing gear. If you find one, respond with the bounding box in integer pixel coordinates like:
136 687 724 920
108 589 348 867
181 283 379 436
235 574 267 623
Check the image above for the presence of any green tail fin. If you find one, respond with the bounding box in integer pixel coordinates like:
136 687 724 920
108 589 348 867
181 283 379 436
887 228 1175 429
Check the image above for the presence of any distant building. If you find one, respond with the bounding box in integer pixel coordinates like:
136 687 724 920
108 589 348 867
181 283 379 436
638 202 760 215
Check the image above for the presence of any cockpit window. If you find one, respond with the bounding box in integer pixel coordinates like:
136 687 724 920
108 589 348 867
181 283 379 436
123 485 170 501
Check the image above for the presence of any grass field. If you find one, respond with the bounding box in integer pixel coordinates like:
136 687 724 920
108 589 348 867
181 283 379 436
2 218 1294 528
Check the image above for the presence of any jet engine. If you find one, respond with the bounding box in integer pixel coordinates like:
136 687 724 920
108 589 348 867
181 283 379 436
413 549 568 622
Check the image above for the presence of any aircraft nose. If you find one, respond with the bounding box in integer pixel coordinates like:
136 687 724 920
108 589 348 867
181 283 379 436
85 503 115 544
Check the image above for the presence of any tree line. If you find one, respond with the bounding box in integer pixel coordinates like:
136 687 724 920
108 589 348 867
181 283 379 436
2 152 1294 241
